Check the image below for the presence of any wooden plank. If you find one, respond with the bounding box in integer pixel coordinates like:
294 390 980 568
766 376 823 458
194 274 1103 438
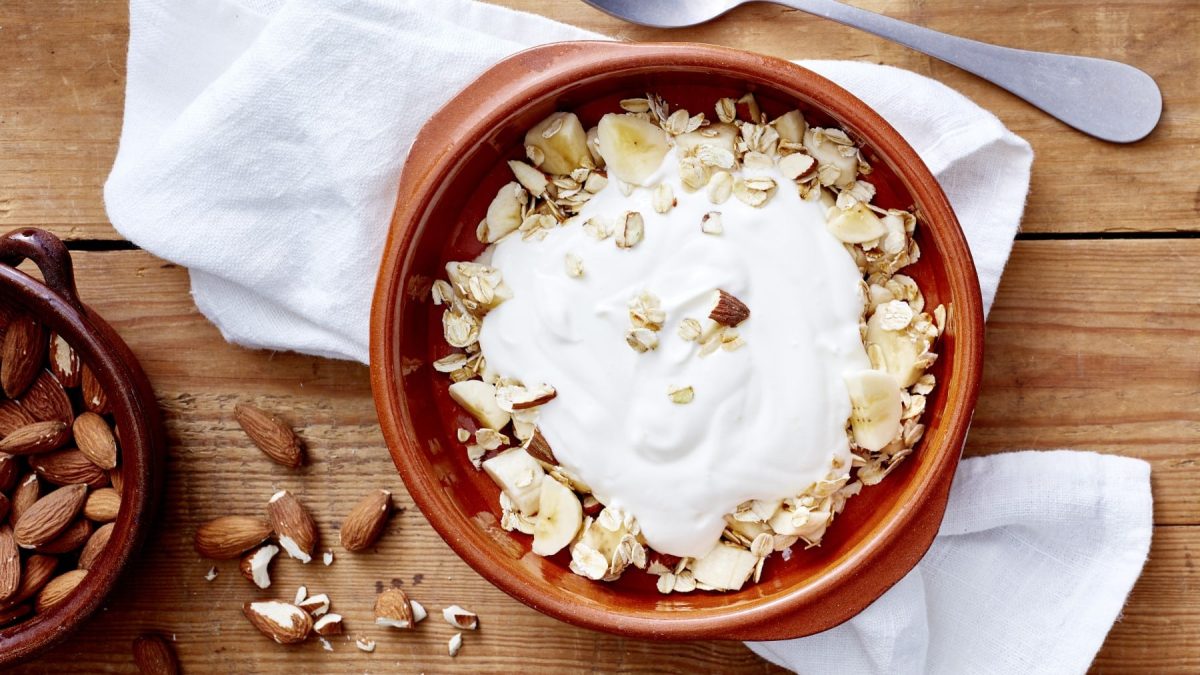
0 1 128 240
6 234 1198 670
970 239 1200 526
0 0 1196 242
1093 526 1200 674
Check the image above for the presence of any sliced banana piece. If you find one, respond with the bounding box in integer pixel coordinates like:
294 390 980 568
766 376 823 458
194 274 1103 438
482 181 525 243
826 202 887 244
531 477 583 556
844 369 903 452
507 160 548 197
866 310 926 387
448 380 510 431
482 448 545 516
674 122 737 157
595 113 670 186
803 127 859 188
524 112 591 175
771 110 807 144
690 543 759 591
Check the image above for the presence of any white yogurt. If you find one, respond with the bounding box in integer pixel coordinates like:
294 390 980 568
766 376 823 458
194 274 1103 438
478 152 871 558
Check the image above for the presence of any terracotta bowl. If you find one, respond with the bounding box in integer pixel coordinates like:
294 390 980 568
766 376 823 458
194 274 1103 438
0 228 165 665
370 41 983 640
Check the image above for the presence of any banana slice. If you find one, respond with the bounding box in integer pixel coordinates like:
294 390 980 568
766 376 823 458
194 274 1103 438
844 369 902 452
865 310 926 387
771 110 808 144
690 543 759 591
524 112 591 175
674 122 738 157
595 113 670 186
482 448 545 516
448 380 510 431
803 127 859 188
507 160 548 197
482 181 525 243
532 477 583 556
826 202 887 244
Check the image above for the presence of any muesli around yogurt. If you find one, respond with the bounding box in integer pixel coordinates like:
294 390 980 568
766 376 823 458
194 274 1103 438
429 92 946 593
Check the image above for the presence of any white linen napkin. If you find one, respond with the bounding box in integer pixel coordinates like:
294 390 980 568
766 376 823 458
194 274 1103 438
105 1 1153 672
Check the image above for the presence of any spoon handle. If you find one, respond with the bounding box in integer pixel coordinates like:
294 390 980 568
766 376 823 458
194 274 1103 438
773 0 1161 142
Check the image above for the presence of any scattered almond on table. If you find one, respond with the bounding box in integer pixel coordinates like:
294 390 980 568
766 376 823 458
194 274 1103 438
189 403 483 657
234 403 304 468
132 632 180 675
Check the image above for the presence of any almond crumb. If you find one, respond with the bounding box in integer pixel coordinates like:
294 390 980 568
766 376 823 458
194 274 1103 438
701 211 724 235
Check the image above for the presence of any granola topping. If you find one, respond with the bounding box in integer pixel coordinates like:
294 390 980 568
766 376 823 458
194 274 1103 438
433 93 943 591
473 133 869 558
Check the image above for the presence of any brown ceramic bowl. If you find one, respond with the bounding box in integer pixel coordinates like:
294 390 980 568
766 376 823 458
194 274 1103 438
0 228 165 665
370 42 983 640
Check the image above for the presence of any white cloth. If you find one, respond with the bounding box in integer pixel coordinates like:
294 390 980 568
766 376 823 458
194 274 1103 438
748 451 1153 674
106 1 1153 673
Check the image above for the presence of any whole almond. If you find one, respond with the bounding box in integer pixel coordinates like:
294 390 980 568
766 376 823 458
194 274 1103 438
18 370 73 424
133 633 180 675
1 316 45 399
194 515 271 559
84 487 121 523
235 403 304 468
709 289 751 327
0 554 57 610
0 400 36 437
78 522 115 571
109 467 124 495
340 489 392 552
242 600 313 644
48 333 81 389
374 588 415 629
15 483 87 549
0 452 20 492
267 490 317 563
0 420 71 456
31 449 108 487
10 474 40 525
38 517 93 554
0 525 19 602
81 364 109 414
0 602 31 627
35 568 86 613
74 412 118 470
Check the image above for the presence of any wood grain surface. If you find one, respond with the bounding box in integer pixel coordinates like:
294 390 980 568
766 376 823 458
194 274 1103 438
0 0 1197 672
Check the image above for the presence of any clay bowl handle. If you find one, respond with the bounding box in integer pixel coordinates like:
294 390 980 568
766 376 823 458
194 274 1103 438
0 227 85 313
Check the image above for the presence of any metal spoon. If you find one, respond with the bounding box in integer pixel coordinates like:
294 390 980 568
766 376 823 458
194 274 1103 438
582 0 1162 143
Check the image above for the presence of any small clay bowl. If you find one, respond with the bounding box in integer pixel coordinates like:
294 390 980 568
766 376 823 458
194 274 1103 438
0 228 165 665
371 42 983 640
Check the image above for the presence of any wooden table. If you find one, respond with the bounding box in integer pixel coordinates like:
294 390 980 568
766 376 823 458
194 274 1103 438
1 0 1196 671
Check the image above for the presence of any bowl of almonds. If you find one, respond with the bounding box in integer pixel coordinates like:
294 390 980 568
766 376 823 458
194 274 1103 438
370 42 983 640
0 228 164 665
